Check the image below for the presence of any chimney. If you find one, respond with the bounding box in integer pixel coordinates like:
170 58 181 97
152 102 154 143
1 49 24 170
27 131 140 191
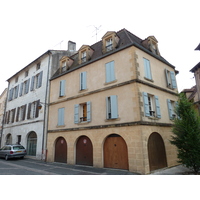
68 41 76 55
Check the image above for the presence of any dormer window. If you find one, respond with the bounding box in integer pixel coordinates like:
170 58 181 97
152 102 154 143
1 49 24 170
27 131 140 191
81 50 87 63
59 56 74 72
106 38 113 52
102 31 119 54
78 45 94 65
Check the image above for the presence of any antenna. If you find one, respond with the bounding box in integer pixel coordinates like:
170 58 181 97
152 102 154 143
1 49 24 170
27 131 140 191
87 25 102 42
53 40 64 49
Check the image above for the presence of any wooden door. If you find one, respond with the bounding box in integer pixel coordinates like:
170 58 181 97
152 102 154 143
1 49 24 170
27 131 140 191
76 136 93 166
54 137 67 163
104 134 129 170
148 132 167 171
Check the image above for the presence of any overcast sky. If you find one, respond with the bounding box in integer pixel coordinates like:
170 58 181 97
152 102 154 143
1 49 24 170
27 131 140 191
0 0 199 94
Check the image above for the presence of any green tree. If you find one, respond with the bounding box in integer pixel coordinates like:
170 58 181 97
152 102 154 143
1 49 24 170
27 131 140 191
170 93 200 174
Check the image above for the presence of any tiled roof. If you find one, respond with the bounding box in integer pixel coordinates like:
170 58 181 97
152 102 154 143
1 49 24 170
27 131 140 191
195 43 200 50
51 28 176 80
190 62 200 73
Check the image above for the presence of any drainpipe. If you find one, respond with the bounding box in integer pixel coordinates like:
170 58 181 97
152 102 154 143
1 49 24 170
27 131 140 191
41 51 51 161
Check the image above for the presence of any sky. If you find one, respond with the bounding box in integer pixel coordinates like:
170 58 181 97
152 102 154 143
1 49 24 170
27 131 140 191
0 0 199 95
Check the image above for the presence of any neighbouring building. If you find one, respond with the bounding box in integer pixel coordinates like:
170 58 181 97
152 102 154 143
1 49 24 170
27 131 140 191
183 43 200 113
47 28 179 174
1 42 76 159
0 88 8 145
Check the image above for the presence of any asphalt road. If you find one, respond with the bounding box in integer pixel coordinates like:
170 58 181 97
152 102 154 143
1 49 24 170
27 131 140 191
0 157 139 175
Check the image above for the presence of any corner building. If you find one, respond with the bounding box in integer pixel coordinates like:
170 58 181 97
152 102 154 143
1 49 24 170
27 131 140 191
47 29 178 174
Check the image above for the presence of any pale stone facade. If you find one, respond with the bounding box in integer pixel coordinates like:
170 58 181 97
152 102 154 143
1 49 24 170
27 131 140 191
47 29 178 174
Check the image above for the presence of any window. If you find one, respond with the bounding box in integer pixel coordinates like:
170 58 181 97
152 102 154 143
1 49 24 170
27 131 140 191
106 95 118 119
11 109 16 123
8 88 14 101
106 38 113 52
58 108 65 126
19 79 30 96
15 77 18 83
27 100 40 119
167 99 177 119
143 58 152 80
81 50 87 63
36 63 41 70
14 85 19 99
61 61 67 72
19 105 27 121
165 69 177 89
17 135 21 144
74 101 91 124
105 61 115 83
59 80 66 97
143 92 161 118
80 72 87 90
25 70 29 77
30 71 43 91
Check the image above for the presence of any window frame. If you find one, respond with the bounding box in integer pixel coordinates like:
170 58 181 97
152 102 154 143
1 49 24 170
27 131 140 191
143 58 152 80
105 61 115 83
106 95 118 119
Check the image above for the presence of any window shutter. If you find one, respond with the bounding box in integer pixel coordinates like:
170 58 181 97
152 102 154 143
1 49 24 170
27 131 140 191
170 71 177 89
30 76 35 91
143 92 150 117
155 95 161 118
12 109 16 123
143 58 152 80
35 100 40 118
27 103 31 119
19 83 23 96
87 101 91 122
165 69 169 87
106 97 110 119
110 95 118 119
38 71 43 88
25 79 30 94
167 99 173 119
74 104 79 124
58 108 65 126
16 107 20 122
105 61 115 83
80 71 87 90
22 104 27 120
60 80 66 97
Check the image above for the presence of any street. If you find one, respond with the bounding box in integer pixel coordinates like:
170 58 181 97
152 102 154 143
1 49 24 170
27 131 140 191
0 157 139 175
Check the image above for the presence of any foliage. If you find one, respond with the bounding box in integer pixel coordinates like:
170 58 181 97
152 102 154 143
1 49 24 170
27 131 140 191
170 93 200 174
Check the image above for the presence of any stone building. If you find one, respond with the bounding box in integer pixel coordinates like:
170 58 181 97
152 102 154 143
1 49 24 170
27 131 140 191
1 42 76 159
47 28 178 174
0 88 7 145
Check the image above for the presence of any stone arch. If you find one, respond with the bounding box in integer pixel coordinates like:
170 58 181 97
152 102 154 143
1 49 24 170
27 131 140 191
103 133 129 170
148 132 167 171
27 131 37 156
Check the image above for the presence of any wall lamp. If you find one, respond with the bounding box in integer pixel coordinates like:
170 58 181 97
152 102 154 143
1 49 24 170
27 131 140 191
38 102 49 110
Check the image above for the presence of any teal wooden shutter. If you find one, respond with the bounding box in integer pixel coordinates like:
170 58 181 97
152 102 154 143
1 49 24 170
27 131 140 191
167 99 173 119
87 101 91 122
80 72 87 90
60 80 66 97
143 92 150 117
170 71 177 89
143 58 152 80
106 61 115 83
110 95 118 119
155 95 161 118
58 108 65 126
74 104 79 124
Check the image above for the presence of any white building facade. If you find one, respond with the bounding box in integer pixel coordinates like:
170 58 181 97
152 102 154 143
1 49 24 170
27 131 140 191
1 44 76 159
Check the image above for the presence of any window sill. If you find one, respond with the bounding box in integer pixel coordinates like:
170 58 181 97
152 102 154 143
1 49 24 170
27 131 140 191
56 124 65 128
58 95 66 99
104 79 117 86
76 121 90 125
105 117 120 122
79 89 88 93
144 77 154 82
147 116 159 120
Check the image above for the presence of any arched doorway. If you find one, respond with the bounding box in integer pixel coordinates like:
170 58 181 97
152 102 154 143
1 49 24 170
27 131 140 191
54 137 67 163
104 134 129 170
76 136 93 166
148 132 167 171
27 132 37 156
5 134 12 145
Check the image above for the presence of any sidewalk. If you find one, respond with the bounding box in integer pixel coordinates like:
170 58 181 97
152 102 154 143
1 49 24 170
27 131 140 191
150 165 194 175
